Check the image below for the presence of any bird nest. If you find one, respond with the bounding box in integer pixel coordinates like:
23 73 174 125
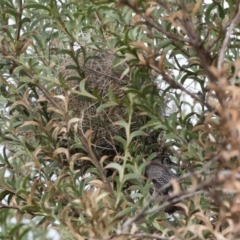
56 51 129 155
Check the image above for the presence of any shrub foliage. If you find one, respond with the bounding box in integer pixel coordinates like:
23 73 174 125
0 0 240 239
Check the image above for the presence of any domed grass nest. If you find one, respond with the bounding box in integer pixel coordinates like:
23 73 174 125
56 50 130 156
53 49 165 167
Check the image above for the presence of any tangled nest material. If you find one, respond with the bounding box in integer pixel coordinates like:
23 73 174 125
56 51 130 156
54 50 167 165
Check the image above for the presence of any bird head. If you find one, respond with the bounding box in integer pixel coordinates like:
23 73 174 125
152 155 177 168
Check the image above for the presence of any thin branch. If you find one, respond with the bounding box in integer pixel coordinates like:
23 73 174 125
146 189 205 215
111 233 171 240
88 234 171 240
222 3 240 33
144 16 189 43
156 0 171 14
122 192 158 230
172 40 191 58
217 3 240 70
122 1 188 43
149 63 215 113
16 0 23 41
77 129 116 199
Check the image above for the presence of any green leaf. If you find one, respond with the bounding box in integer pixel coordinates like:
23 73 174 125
205 3 216 24
105 162 124 180
111 206 136 221
24 3 51 12
5 8 18 22
129 130 145 142
0 190 12 201
20 204 40 213
70 78 97 100
114 120 129 131
122 173 141 184
97 102 118 113
114 136 127 149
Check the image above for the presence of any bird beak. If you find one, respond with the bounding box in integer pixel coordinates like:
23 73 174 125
170 161 178 169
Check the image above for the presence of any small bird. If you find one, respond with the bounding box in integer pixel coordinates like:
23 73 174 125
145 155 177 195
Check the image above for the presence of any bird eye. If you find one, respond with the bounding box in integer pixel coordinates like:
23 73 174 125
163 157 170 164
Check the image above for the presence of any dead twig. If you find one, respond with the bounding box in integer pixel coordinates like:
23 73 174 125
217 3 240 70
